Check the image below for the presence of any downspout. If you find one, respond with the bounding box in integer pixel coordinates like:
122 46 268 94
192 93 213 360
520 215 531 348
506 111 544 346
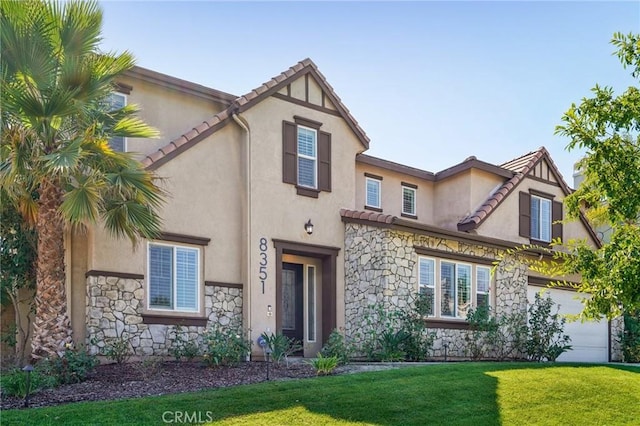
232 112 252 359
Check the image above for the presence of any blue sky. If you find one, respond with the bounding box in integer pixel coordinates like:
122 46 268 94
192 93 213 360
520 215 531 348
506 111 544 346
98 1 639 184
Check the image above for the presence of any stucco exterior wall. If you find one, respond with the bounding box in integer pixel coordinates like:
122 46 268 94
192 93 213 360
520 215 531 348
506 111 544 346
479 176 599 247
433 172 472 230
117 74 226 158
240 94 364 350
354 163 435 223
87 124 245 286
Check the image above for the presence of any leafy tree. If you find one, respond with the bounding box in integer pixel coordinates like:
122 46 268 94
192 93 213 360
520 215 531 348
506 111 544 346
523 33 640 320
1 0 164 359
0 190 37 364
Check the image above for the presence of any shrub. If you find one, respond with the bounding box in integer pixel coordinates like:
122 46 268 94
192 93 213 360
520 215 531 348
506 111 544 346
203 324 251 367
0 367 56 398
357 292 435 362
320 329 351 365
308 354 338 376
169 325 201 361
260 332 302 364
39 343 99 384
620 311 640 362
466 306 528 361
526 292 572 362
103 333 132 364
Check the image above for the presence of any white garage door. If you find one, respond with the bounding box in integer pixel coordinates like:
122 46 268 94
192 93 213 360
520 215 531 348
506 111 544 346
527 286 609 363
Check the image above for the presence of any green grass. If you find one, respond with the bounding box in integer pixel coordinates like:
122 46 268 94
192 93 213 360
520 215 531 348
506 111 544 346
2 363 638 425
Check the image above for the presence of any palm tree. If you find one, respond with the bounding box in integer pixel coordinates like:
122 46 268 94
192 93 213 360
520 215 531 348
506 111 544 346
1 0 165 359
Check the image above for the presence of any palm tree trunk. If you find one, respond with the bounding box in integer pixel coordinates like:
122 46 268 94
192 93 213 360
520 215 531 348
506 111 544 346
31 178 73 360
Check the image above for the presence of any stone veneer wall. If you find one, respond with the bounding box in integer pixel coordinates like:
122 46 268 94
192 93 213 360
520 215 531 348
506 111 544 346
86 275 242 357
344 223 528 359
610 316 624 362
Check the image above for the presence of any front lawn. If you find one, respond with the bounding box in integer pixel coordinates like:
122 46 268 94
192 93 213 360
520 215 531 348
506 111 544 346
2 363 638 425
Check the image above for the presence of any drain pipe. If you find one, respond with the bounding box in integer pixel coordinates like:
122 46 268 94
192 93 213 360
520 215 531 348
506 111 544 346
232 112 251 360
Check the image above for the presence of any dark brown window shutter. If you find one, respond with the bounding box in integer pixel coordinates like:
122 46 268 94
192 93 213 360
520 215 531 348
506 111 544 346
318 131 331 192
552 200 563 240
519 192 531 238
282 121 297 184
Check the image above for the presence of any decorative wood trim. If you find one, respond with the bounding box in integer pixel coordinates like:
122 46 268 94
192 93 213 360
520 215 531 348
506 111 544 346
305 73 309 102
425 319 471 330
364 205 383 212
364 173 383 180
204 281 243 289
157 232 211 246
527 174 561 187
142 314 207 326
321 91 326 108
272 239 341 256
286 84 291 97
413 247 496 265
401 181 418 189
294 115 322 129
85 270 144 280
296 186 320 198
401 213 418 220
272 93 341 117
529 189 556 199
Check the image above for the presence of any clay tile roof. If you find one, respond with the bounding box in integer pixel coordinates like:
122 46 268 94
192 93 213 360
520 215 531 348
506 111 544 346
143 58 370 170
458 147 548 231
340 209 395 224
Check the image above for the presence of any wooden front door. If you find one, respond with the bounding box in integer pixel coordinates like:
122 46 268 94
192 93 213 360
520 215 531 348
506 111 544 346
282 262 304 344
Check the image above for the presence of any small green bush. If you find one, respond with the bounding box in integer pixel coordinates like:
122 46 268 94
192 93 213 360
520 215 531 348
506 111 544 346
169 325 201 361
39 344 99 384
0 367 57 398
526 292 572 362
260 332 302 364
320 329 351 365
103 333 132 364
203 324 251 367
308 354 338 376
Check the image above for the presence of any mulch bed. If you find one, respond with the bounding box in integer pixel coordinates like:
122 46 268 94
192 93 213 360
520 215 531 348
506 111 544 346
1 360 317 410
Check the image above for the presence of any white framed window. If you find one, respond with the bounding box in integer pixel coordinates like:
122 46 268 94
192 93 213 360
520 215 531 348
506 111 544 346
402 186 416 216
366 177 381 209
107 93 127 152
306 265 316 342
531 195 552 242
476 266 491 308
418 257 435 316
147 243 200 312
418 257 491 320
297 126 317 188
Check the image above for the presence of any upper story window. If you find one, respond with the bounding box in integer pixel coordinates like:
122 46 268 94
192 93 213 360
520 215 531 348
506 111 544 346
531 195 551 242
107 93 126 152
365 175 382 210
282 117 331 198
401 183 417 218
519 191 563 243
297 126 317 188
418 256 491 320
148 242 200 312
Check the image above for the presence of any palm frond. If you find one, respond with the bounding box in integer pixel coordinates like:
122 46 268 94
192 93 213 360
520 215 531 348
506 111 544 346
60 174 102 225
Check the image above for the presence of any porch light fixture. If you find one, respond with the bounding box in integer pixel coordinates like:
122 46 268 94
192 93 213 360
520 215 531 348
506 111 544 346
304 219 314 235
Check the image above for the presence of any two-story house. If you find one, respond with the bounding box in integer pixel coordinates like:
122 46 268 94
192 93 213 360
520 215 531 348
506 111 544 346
59 59 620 362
